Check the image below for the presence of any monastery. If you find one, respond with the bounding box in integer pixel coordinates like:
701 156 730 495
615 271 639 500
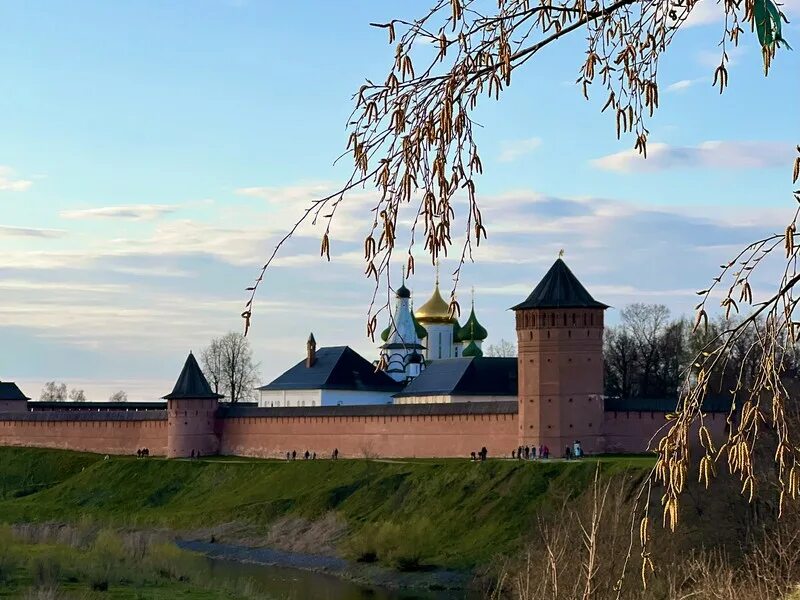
0 259 729 458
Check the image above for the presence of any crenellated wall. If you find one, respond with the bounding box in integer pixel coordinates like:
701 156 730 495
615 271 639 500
0 412 168 456
0 403 728 458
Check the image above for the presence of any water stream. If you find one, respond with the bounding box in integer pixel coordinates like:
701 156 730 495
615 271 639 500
180 540 478 600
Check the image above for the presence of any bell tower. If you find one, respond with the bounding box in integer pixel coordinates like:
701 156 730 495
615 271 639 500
512 258 607 455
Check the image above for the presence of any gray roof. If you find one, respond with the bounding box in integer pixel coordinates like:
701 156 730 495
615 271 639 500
259 346 402 393
512 259 608 310
0 382 29 401
220 400 518 419
393 357 518 398
0 410 167 422
163 352 224 400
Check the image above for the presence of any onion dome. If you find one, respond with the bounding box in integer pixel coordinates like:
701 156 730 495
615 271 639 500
462 339 483 357
459 308 488 342
416 283 453 324
396 283 411 299
452 319 463 343
410 311 428 339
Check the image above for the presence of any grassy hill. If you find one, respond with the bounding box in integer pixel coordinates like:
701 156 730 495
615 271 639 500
0 448 654 570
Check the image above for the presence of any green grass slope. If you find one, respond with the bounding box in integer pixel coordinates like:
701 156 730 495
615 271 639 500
0 448 653 569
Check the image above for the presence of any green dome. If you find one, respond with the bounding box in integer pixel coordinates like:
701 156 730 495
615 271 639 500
380 325 391 342
452 320 463 343
458 308 488 341
462 340 483 357
411 311 428 339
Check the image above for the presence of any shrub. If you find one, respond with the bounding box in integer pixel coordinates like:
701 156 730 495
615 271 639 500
29 555 61 588
345 520 431 570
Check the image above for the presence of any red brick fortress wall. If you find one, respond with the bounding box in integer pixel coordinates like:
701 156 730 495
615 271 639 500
217 403 519 459
0 412 168 456
602 410 728 453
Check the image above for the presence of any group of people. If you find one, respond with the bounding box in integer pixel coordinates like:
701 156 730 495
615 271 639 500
512 445 550 460
285 448 340 460
135 448 150 458
469 447 489 461
511 440 585 460
565 440 584 459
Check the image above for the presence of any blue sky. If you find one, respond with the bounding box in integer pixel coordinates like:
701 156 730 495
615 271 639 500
0 0 798 400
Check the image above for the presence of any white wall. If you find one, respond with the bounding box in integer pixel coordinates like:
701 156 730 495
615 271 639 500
394 394 514 404
321 389 393 406
259 389 392 407
259 389 322 407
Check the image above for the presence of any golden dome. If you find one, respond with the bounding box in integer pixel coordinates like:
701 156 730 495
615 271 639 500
415 284 453 324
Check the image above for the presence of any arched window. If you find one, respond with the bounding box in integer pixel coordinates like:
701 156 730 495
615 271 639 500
583 313 587 326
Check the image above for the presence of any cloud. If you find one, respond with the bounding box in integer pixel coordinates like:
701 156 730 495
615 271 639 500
591 141 793 173
0 166 32 191
60 204 178 221
666 78 706 92
685 0 799 28
0 225 66 239
498 137 542 163
1 180 793 392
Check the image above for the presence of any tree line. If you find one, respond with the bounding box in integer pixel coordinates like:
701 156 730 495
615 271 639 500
604 303 797 401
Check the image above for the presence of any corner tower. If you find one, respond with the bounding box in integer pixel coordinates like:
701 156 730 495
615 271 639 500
511 258 607 455
164 352 224 458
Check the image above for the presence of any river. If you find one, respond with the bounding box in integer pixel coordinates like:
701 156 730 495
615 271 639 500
181 540 479 599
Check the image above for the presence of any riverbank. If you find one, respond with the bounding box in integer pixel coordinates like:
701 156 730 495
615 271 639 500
0 447 655 580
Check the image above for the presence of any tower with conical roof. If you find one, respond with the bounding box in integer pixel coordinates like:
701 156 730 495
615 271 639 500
511 258 607 455
164 352 224 458
380 271 426 381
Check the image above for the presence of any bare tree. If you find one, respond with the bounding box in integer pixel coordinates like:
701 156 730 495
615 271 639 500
39 381 67 402
109 390 127 403
485 339 517 357
200 338 224 395
201 332 261 403
68 388 87 402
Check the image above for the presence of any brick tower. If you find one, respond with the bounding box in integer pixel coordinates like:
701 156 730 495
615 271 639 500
164 352 223 458
512 258 607 456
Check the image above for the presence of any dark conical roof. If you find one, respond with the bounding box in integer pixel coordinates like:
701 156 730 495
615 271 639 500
511 259 608 311
163 352 224 400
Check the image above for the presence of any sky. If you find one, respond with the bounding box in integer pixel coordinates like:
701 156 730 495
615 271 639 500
1 0 798 400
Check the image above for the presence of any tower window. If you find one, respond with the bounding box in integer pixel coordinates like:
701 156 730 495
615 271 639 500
563 314 566 326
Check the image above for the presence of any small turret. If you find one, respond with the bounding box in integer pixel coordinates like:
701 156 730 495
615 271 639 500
164 352 223 459
306 333 317 368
